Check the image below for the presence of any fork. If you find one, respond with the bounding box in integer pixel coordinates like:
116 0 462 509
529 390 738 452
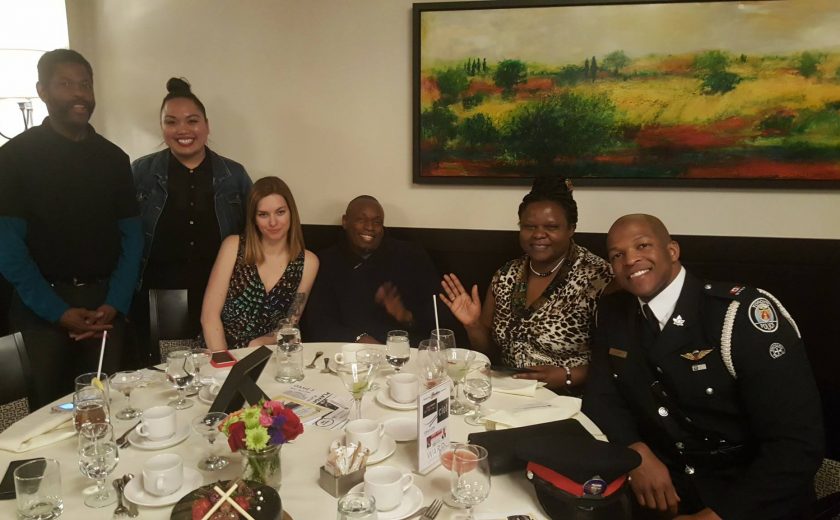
421 498 443 520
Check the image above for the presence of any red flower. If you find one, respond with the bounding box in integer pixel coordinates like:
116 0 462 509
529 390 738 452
227 421 247 452
279 409 303 442
191 497 212 520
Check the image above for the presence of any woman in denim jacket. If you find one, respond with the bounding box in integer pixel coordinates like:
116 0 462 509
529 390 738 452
131 78 252 360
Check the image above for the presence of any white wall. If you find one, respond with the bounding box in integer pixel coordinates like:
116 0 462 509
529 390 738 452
66 0 840 239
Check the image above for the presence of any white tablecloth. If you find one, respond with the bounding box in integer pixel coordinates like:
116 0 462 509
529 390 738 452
0 343 604 519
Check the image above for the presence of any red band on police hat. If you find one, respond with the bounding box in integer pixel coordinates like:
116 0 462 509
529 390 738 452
527 462 628 498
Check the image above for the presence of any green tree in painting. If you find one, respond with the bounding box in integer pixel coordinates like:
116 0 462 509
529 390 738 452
501 92 617 170
694 50 741 94
798 51 824 78
494 59 527 97
694 50 730 74
421 105 458 146
458 113 498 149
436 68 469 105
603 50 631 75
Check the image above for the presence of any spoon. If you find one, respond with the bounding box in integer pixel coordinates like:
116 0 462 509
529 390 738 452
122 474 138 517
306 351 324 369
320 357 332 373
112 479 129 517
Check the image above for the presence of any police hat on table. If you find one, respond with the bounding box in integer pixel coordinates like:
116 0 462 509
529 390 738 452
516 437 641 520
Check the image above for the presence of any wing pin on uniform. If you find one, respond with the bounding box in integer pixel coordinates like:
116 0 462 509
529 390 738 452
680 349 713 362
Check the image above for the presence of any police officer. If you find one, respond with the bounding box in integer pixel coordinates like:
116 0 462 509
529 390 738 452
583 214 824 520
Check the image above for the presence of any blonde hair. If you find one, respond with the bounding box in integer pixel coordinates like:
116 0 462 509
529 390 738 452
243 176 305 265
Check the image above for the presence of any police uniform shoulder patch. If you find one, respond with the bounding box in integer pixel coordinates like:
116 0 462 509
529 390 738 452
702 281 746 300
748 297 778 333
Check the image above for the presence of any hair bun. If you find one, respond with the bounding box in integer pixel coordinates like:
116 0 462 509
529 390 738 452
165 77 192 94
531 175 572 195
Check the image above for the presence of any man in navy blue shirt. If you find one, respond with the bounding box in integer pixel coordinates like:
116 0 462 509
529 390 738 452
0 49 142 407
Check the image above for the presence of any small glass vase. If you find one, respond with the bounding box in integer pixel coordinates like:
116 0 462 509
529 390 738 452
240 444 282 489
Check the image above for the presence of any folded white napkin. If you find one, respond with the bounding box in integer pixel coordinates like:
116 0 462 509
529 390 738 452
0 410 75 453
483 395 582 430
491 375 545 397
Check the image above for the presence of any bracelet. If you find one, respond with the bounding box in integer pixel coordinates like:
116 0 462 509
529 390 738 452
563 365 572 386
354 332 368 342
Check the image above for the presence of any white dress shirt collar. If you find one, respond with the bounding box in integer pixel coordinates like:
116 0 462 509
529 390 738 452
638 266 686 330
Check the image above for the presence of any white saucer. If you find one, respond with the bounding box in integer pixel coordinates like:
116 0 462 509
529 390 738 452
383 417 417 442
127 421 191 450
375 388 417 410
198 385 218 404
335 434 396 465
123 467 202 507
349 482 424 520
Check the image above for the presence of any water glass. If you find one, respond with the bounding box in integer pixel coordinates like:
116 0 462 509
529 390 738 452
337 492 377 519
385 330 410 372
78 423 119 508
431 328 456 349
14 458 63 520
188 349 211 390
274 342 304 383
166 350 195 409
73 387 109 433
417 339 446 388
450 444 490 519
464 362 492 426
110 370 142 420
75 372 110 402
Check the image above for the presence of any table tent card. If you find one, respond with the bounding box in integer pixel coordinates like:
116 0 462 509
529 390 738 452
416 379 451 474
209 346 271 414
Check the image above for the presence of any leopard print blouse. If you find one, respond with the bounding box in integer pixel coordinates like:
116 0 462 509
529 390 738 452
491 242 612 368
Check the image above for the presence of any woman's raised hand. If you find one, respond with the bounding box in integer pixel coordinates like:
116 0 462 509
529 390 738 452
440 273 482 327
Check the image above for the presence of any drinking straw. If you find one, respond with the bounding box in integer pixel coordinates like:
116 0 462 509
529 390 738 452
433 294 441 335
96 330 108 378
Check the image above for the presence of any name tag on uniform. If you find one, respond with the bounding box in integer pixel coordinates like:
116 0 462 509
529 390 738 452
691 363 707 371
609 348 628 359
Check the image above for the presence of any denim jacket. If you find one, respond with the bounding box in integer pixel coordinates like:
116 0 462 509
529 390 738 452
131 147 252 285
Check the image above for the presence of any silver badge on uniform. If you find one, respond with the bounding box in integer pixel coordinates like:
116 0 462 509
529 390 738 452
769 342 786 359
672 315 685 327
749 297 778 333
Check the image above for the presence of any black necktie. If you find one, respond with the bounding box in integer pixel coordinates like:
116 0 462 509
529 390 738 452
642 304 661 337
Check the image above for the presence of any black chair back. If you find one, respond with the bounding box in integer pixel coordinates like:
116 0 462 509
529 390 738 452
0 332 32 431
149 289 195 360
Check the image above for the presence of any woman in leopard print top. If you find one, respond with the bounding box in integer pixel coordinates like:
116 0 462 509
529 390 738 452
440 176 612 391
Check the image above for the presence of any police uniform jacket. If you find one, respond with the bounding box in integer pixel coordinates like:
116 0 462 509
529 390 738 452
583 271 824 520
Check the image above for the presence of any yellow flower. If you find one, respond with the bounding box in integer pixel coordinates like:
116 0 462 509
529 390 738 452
245 426 269 451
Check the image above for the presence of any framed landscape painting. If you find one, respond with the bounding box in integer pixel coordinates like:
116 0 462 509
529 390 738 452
412 0 840 187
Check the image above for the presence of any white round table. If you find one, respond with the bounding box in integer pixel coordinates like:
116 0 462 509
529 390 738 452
0 342 604 520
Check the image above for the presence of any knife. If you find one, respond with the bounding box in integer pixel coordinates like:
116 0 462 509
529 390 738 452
116 420 140 447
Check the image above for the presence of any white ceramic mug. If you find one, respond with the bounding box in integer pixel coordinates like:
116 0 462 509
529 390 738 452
142 453 183 496
388 373 419 404
345 419 385 453
333 343 367 365
136 405 177 441
363 465 414 511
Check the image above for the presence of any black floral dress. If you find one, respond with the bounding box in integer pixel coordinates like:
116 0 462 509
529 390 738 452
219 236 306 348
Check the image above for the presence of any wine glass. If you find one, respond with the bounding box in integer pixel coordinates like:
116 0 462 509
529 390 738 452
187 349 211 391
440 441 469 509
464 362 492 426
192 412 229 471
431 328 456 349
78 422 119 508
166 350 195 409
385 330 410 372
356 348 385 391
417 338 446 388
73 387 109 433
336 361 375 420
450 444 490 519
110 370 142 420
444 348 476 415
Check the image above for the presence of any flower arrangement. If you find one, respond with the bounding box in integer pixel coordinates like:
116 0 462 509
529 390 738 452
220 399 303 452
219 400 303 488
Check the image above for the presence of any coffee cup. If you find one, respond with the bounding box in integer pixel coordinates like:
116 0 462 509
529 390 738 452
387 373 419 404
333 343 367 365
136 405 177 441
363 465 414 511
142 453 183 496
345 419 385 453
209 369 230 396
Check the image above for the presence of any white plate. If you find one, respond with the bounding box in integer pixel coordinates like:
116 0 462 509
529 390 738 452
349 482 424 520
375 388 417 410
123 467 203 507
198 385 218 405
383 417 417 442
127 420 191 450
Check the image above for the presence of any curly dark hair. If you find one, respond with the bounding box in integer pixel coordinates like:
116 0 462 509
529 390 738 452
517 175 577 227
